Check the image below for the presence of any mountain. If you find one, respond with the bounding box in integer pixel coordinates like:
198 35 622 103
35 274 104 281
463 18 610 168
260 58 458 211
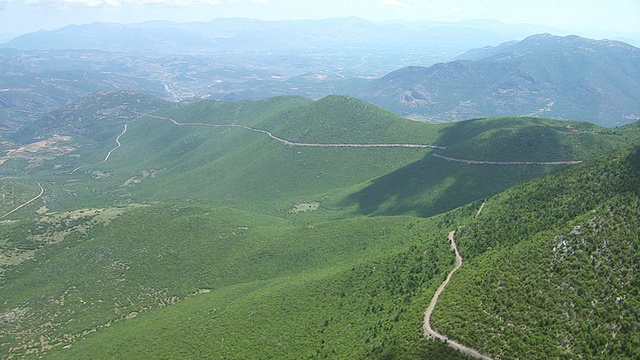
4 94 638 215
346 34 640 127
1 92 639 358
15 90 175 142
0 18 555 134
0 49 167 132
432 145 640 359
1 18 551 58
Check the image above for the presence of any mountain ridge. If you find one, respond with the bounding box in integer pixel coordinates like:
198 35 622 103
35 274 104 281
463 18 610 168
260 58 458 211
341 34 640 126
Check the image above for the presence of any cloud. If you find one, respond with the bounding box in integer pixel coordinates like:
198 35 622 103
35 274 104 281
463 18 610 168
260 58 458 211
451 6 463 12
378 0 412 9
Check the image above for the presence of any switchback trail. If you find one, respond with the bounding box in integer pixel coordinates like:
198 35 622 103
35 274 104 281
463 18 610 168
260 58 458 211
433 153 581 165
0 182 44 219
147 114 445 149
423 231 493 360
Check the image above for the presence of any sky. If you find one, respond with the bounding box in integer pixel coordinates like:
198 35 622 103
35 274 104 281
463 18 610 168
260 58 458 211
0 0 639 40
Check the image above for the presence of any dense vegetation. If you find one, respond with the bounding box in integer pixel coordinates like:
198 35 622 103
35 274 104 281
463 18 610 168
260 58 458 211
0 203 472 359
2 93 640 359
432 147 640 359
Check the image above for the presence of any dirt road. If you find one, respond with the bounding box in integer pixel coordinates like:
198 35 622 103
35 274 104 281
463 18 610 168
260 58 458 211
432 152 581 165
0 182 44 219
102 123 128 162
423 231 493 360
146 114 445 149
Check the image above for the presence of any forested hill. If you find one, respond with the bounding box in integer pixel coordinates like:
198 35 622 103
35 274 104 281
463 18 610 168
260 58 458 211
347 34 640 127
432 145 640 359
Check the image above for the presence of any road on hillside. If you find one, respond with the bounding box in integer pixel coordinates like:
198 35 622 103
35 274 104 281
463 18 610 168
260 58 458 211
147 114 584 165
72 123 129 173
0 182 44 219
102 123 128 162
146 114 446 149
423 231 493 360
432 152 581 165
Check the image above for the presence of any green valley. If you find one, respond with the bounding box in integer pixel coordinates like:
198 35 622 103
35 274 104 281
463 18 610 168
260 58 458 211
1 92 640 359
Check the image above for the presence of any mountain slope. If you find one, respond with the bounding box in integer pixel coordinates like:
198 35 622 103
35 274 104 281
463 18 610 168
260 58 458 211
0 203 470 359
2 95 639 218
2 93 640 359
347 34 640 127
15 90 174 142
432 146 640 359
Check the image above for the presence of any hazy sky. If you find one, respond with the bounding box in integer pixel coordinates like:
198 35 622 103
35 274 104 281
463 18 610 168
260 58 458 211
1 0 639 39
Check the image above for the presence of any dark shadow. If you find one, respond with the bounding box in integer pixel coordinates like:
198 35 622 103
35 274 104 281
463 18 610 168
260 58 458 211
341 151 562 217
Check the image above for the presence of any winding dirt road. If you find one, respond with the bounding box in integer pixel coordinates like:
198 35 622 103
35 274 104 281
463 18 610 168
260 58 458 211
423 231 493 360
72 123 129 173
146 114 446 149
102 123 128 162
0 182 44 219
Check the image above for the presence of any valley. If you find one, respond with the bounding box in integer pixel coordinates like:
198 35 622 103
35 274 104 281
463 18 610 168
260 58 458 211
1 12 640 360
1 93 639 359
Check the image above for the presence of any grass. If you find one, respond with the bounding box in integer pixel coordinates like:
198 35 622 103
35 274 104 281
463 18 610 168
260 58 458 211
431 147 640 359
0 203 473 359
3 95 640 359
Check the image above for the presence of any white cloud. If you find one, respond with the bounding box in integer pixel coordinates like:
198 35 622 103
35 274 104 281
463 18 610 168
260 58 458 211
451 6 463 12
377 0 412 9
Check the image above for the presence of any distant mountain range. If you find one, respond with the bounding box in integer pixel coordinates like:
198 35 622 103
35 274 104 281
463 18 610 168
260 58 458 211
344 34 640 127
1 17 551 58
2 20 640 130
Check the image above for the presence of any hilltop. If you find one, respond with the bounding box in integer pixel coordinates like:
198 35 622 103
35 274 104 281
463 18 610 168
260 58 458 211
3 94 638 217
344 34 640 127
1 90 639 358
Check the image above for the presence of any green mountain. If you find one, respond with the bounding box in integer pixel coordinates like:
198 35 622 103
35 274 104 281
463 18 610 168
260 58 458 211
1 93 640 359
15 90 175 142
432 146 640 359
5 94 637 217
346 34 640 127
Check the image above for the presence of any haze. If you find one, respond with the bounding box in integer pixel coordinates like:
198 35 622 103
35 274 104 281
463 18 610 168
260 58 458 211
1 0 639 41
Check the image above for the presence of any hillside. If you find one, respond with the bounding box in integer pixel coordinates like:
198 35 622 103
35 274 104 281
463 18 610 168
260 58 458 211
6 95 639 216
2 95 640 217
0 50 167 129
2 93 640 359
345 34 640 127
15 90 175 143
431 146 640 359
0 203 471 359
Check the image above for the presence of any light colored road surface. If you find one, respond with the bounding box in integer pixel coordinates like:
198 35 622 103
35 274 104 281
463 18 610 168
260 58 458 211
73 123 129 172
102 123 128 162
432 152 581 165
0 182 44 219
475 199 487 218
423 231 493 360
147 114 446 149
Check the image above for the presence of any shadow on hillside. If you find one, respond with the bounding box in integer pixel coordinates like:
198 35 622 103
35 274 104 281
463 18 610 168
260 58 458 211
341 117 578 217
433 117 536 148
341 153 558 217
